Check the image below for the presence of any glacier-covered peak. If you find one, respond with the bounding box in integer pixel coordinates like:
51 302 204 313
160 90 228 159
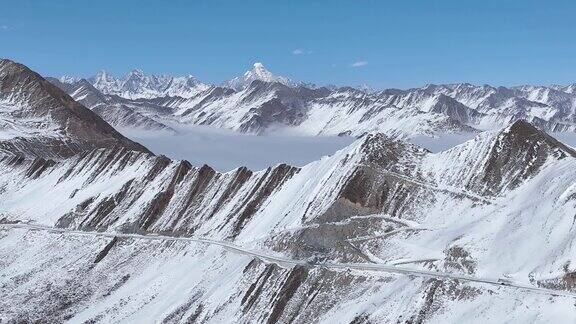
84 69 208 99
58 75 80 84
224 62 294 91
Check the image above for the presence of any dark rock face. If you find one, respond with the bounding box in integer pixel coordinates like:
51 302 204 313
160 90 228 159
478 120 576 195
0 59 150 158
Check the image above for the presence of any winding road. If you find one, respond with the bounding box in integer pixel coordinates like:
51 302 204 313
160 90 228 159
1 222 574 299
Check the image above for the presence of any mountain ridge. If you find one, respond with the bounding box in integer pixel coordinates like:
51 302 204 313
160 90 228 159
53 63 576 138
2 118 576 322
0 58 150 159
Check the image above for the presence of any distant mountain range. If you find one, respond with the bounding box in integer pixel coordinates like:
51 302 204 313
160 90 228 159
52 62 576 138
86 69 209 100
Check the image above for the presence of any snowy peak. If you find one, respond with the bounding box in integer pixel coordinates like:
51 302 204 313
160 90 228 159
421 119 576 198
90 70 120 94
58 75 80 84
93 70 114 83
249 62 270 78
224 62 294 91
246 62 283 82
85 69 208 99
47 64 576 137
128 68 145 78
356 83 377 93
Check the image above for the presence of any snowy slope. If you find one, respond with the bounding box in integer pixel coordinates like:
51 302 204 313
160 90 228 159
3 226 575 323
2 120 576 322
3 58 576 322
159 80 576 136
154 82 474 136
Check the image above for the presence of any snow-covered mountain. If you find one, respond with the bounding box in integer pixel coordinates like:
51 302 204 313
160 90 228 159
78 69 210 100
136 82 474 136
419 83 576 131
0 59 149 159
6 58 576 322
3 118 576 322
54 63 576 139
223 62 294 91
48 77 175 132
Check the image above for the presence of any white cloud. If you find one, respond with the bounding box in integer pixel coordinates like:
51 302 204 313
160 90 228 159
351 61 368 67
292 49 304 55
0 25 15 32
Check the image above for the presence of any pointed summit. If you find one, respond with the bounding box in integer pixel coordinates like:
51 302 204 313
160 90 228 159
94 70 113 81
224 62 294 91
244 62 279 82
127 69 145 78
498 119 575 157
565 83 576 94
89 70 121 96
252 62 265 70
246 62 276 81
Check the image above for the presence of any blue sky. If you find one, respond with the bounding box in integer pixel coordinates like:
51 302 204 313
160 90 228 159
1 0 575 89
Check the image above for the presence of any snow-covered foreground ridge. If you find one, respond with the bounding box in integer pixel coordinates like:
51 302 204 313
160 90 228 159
3 120 576 322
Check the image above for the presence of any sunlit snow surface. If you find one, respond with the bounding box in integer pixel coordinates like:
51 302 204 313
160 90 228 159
120 125 355 171
408 132 478 153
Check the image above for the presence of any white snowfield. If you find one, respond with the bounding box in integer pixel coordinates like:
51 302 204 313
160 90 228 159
2 120 576 322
